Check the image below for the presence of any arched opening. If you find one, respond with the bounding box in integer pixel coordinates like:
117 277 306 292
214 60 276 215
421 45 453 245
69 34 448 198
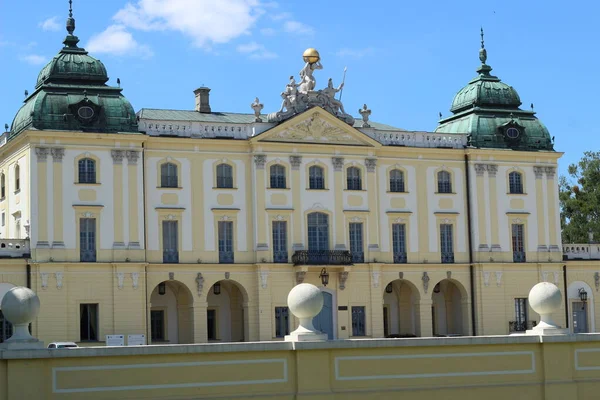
207 280 249 342
567 281 595 333
149 280 194 344
0 283 15 343
431 279 468 336
383 279 420 337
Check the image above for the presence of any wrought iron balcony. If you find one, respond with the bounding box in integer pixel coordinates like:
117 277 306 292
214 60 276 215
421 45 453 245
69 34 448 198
393 252 407 264
163 249 179 263
273 251 288 264
509 320 536 332
219 251 234 264
292 250 353 266
513 251 526 263
80 250 97 262
441 252 454 264
351 251 364 263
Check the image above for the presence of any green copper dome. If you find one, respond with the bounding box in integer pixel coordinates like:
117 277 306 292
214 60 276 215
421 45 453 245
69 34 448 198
10 4 138 138
436 30 553 152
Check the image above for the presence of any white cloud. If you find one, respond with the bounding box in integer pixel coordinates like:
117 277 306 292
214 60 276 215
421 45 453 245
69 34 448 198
112 0 264 48
260 27 276 36
283 20 314 35
236 41 277 59
335 47 375 59
86 25 153 58
270 12 291 21
39 17 61 32
19 54 47 65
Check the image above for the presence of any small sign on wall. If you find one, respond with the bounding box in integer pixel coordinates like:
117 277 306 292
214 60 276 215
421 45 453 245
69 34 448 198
128 334 146 346
106 335 125 346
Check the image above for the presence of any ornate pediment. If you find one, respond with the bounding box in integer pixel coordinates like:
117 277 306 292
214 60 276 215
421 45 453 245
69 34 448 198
254 108 379 147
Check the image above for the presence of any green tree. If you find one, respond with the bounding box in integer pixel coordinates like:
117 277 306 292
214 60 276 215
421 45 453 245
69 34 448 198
559 151 600 243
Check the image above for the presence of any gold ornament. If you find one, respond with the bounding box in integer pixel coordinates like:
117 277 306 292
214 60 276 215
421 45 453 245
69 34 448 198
303 48 320 64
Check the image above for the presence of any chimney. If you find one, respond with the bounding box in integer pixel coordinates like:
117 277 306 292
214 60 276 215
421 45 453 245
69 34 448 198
194 87 211 113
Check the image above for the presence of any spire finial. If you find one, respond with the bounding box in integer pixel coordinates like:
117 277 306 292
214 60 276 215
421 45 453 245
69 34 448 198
69 0 73 18
479 27 487 64
66 0 76 36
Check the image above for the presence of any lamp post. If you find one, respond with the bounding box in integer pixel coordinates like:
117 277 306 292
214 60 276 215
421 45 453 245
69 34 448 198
213 282 221 295
158 282 166 296
385 283 393 293
319 268 329 287
579 288 588 310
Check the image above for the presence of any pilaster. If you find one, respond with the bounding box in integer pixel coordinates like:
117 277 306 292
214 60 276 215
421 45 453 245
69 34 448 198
34 148 49 248
332 157 345 250
416 164 429 255
126 151 140 248
418 298 433 337
111 150 125 249
254 155 268 255
487 164 500 250
474 164 488 251
257 267 273 341
290 156 303 250
545 167 559 251
51 148 65 249
365 158 380 260
534 166 547 251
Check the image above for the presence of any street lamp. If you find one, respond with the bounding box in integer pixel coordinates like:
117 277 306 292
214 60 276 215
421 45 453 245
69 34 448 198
319 268 329 287
385 283 393 293
213 282 221 295
158 282 166 296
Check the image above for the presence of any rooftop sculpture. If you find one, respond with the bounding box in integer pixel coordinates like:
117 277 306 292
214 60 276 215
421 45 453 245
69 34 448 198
267 48 355 125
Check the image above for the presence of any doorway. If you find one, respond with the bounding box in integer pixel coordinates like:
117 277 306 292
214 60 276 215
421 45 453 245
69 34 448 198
573 302 589 333
313 291 334 339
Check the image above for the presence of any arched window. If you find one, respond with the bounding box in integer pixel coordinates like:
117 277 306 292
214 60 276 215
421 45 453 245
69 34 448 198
270 164 286 189
160 163 178 188
309 166 324 189
78 158 96 184
216 163 233 188
389 169 405 192
437 171 452 193
0 173 5 199
307 212 329 251
14 165 20 192
509 171 523 194
347 167 362 190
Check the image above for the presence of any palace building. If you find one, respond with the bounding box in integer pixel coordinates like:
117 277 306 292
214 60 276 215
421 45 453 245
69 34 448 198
0 8 595 347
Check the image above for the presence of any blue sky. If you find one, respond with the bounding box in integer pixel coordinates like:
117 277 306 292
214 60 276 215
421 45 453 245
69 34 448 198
0 0 597 177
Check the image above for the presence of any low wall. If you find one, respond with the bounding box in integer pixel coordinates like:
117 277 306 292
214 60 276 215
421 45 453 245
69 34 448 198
2 334 600 399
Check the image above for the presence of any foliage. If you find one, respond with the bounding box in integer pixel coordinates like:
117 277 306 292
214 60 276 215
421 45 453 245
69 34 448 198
559 151 600 243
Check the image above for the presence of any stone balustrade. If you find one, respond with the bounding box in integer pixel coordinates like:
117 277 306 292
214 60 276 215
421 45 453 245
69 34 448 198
0 239 30 258
371 131 468 148
563 243 600 260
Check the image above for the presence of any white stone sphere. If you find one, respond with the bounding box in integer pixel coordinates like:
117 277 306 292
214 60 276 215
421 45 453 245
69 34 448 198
0 287 40 325
287 283 323 319
528 282 562 315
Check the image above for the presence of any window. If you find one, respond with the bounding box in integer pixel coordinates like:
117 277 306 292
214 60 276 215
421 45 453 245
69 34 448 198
207 309 217 340
389 169 405 193
14 165 19 192
78 158 96 184
513 298 528 332
437 171 452 193
162 220 179 263
351 306 366 336
80 218 96 262
160 163 178 188
0 310 13 343
309 166 324 189
150 310 165 341
270 165 286 189
272 221 288 263
349 222 364 263
218 221 234 263
0 173 5 199
307 212 329 251
347 167 362 190
1 212 4 227
80 304 98 341
509 171 523 194
512 224 526 262
216 163 233 188
392 223 407 263
440 223 454 263
275 307 290 338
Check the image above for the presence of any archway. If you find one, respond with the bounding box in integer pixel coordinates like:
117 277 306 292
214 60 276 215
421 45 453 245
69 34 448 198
207 280 249 342
567 281 595 333
0 283 15 343
383 279 420 337
150 280 194 344
431 279 468 336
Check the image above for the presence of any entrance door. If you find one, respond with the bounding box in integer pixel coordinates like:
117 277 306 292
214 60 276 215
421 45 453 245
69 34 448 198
313 291 333 339
573 302 589 333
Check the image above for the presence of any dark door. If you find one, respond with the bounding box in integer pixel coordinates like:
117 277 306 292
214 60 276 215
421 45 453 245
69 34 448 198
312 291 333 339
573 302 589 333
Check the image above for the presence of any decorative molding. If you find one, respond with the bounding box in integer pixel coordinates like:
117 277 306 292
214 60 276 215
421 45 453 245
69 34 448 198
372 271 380 288
422 272 430 293
196 273 204 296
495 271 503 287
55 272 63 290
365 158 377 173
270 113 360 144
339 272 349 290
169 272 175 280
289 155 302 170
111 150 125 164
349 216 363 223
483 271 490 287
260 270 268 289
533 166 544 179
332 157 344 172
225 272 230 280
553 271 560 286
595 272 600 292
398 272 404 280
544 167 556 178
126 150 140 165
35 147 49 162
542 271 549 282
446 271 452 280
474 164 486 176
117 272 125 290
51 147 65 162
296 271 306 285
254 154 266 169
486 164 498 177
40 272 49 290
132 272 139 289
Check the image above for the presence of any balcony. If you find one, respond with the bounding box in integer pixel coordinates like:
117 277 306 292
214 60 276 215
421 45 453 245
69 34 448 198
163 249 179 263
393 252 407 264
441 252 454 264
513 251 526 263
563 244 600 260
509 320 536 333
273 251 288 264
80 250 96 262
219 251 234 264
292 250 353 266
0 239 30 258
351 251 364 263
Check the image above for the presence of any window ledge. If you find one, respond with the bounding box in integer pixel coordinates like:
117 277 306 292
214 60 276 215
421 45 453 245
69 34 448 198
507 192 527 195
212 187 237 190
344 189 366 192
267 187 290 190
306 188 328 191
434 192 456 195
76 182 101 186
157 186 183 190
386 191 408 194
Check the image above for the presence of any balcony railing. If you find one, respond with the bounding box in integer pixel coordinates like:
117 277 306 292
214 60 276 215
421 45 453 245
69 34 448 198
441 252 454 264
80 250 97 262
273 251 288 264
513 251 526 263
393 252 407 264
219 251 234 264
509 320 536 333
163 249 179 263
292 250 353 266
351 251 364 263
0 239 30 258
